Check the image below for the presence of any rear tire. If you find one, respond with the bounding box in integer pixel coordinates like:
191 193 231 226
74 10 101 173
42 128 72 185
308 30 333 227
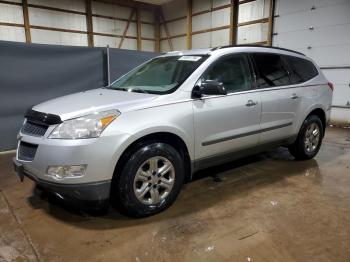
111 142 184 218
288 115 323 160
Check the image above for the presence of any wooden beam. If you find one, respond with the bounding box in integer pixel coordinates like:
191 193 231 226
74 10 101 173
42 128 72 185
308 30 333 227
238 17 269 27
85 0 94 47
119 9 135 49
160 16 187 25
136 8 142 51
0 22 24 27
154 7 161 52
230 0 239 45
0 0 21 6
186 0 192 50
160 8 173 51
160 33 186 41
30 25 86 34
92 13 153 25
22 0 31 43
239 0 257 5
267 0 276 46
95 0 157 11
28 4 86 15
192 25 231 35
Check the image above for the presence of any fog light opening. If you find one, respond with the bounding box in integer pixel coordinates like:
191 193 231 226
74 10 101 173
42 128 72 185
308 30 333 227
46 165 87 180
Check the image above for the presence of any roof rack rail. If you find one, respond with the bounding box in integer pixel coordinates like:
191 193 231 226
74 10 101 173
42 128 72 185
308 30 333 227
211 45 305 56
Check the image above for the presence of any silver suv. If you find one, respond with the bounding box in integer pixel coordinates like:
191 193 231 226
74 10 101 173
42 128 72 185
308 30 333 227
13 46 333 217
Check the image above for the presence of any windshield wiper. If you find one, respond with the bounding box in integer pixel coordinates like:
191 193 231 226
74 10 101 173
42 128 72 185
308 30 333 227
105 86 128 91
128 88 149 94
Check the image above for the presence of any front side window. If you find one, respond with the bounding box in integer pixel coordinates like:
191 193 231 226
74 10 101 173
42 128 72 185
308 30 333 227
108 55 207 94
284 56 319 84
201 54 252 93
253 53 291 88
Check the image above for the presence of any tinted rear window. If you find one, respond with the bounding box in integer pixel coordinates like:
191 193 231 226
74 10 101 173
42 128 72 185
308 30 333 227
252 53 291 88
284 56 318 84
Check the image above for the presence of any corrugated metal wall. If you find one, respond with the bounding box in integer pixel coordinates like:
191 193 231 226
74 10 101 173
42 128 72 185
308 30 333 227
0 0 157 51
273 0 350 125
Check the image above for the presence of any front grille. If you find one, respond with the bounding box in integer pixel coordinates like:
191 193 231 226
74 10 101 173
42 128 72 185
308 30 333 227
18 142 38 161
21 121 48 137
21 109 62 137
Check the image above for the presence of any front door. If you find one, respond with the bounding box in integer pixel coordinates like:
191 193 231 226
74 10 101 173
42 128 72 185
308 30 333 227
193 54 261 167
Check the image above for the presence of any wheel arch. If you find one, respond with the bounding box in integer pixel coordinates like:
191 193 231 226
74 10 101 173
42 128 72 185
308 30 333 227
305 108 327 137
113 132 193 184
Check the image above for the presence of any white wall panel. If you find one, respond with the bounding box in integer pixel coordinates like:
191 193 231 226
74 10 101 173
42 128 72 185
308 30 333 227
93 35 120 48
273 30 311 50
29 8 87 31
310 45 350 68
141 40 155 52
167 18 186 36
92 17 136 37
192 13 211 32
330 108 350 125
192 32 211 49
237 23 268 44
160 40 171 52
28 0 86 12
172 36 187 50
193 0 211 14
211 8 230 28
162 0 187 20
312 24 350 49
0 25 25 42
141 23 155 39
92 1 132 20
120 38 137 50
0 3 24 24
239 0 270 23
213 0 230 8
31 29 88 46
211 28 230 47
274 11 311 33
311 2 350 28
275 0 313 15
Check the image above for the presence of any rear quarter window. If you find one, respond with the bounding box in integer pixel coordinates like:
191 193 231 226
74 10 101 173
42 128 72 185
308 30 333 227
284 56 319 84
252 53 291 88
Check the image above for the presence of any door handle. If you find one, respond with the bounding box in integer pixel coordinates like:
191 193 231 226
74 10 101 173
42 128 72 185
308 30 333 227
246 100 258 107
290 93 299 99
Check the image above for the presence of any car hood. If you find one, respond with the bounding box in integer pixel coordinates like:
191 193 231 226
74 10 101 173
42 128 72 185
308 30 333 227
32 88 158 120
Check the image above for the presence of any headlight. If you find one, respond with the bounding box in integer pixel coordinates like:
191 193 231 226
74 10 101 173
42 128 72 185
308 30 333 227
49 110 120 139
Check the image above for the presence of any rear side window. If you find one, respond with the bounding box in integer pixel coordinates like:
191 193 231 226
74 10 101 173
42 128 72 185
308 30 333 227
284 56 318 84
252 53 291 88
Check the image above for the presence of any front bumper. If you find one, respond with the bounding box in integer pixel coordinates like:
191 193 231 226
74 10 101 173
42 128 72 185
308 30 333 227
13 157 111 205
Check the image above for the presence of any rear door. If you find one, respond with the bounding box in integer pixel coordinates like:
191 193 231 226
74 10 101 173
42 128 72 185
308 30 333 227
251 53 302 143
193 53 261 166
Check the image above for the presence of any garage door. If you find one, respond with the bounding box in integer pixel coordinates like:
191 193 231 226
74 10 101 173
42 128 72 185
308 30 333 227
273 0 350 125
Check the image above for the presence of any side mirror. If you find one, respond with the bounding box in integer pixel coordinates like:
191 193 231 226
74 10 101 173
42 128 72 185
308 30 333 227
192 80 227 98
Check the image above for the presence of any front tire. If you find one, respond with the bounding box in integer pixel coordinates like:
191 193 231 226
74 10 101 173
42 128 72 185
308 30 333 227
111 142 184 218
288 115 324 160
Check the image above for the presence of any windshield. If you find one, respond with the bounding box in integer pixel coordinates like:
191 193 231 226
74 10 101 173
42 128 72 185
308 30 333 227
108 55 208 94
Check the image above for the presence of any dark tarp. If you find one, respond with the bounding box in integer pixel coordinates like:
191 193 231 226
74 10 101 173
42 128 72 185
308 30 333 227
0 41 157 151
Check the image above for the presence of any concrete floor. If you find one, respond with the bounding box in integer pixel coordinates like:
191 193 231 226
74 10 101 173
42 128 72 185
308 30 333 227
0 127 350 262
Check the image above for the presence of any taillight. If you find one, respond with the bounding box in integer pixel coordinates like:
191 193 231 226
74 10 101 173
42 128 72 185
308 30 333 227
327 82 334 91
